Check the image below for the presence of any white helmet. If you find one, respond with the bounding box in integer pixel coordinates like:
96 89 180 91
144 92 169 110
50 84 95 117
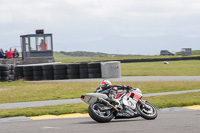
100 80 112 89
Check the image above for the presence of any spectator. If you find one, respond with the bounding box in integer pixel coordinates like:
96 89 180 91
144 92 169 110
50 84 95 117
0 49 4 58
6 48 14 58
13 48 19 58
4 50 7 58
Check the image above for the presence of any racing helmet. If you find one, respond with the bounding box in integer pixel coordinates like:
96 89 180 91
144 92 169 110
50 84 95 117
100 80 112 89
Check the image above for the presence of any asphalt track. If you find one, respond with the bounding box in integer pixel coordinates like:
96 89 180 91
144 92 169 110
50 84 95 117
0 76 199 132
0 108 199 133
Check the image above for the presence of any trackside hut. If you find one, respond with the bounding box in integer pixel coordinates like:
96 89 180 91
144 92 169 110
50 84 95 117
20 30 54 64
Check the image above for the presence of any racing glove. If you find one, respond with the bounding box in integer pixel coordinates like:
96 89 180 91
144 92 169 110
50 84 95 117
123 85 132 90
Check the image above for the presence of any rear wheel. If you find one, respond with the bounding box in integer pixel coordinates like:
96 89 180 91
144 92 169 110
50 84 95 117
88 103 113 123
137 102 157 120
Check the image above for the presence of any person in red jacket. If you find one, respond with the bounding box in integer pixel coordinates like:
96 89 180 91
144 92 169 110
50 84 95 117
39 39 48 50
6 48 14 58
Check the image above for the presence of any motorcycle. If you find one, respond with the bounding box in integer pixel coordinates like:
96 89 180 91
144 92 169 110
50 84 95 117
81 85 157 123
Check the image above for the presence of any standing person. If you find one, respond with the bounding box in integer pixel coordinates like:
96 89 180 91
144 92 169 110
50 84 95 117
13 48 19 58
39 39 48 50
0 49 4 58
4 50 7 58
6 48 14 58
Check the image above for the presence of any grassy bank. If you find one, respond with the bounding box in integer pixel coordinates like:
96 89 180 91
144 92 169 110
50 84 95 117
0 81 200 104
54 51 200 63
144 91 200 108
0 92 199 118
122 60 200 76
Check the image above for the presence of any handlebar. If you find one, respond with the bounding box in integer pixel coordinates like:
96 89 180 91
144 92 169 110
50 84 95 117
110 85 132 91
110 85 124 88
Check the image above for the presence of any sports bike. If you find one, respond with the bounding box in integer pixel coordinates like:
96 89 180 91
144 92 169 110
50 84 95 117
81 85 157 123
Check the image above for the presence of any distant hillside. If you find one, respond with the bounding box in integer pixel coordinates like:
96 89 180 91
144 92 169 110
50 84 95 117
54 51 200 63
59 51 142 58
60 51 112 58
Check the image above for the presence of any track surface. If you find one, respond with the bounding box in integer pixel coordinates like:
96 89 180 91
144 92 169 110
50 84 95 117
1 76 199 132
0 110 199 133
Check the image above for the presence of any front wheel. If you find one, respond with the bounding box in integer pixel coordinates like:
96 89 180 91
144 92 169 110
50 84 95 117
137 102 157 120
88 102 113 123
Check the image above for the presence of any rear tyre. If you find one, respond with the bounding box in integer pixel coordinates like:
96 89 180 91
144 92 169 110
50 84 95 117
137 102 157 120
88 102 113 123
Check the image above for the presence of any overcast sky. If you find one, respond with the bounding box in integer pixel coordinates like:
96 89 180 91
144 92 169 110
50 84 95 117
0 0 200 55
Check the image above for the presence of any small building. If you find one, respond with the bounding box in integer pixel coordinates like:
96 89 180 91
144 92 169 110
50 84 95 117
20 29 54 64
160 50 176 56
181 48 192 56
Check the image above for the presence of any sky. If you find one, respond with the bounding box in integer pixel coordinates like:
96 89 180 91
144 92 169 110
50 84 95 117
0 0 200 55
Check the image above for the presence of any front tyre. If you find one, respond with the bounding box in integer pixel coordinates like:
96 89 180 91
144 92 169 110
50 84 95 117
137 102 157 120
88 103 113 123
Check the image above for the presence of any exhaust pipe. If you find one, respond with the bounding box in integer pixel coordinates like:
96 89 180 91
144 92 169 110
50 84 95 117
98 98 119 112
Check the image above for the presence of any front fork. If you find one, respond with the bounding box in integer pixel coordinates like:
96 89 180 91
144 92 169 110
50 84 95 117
138 99 150 110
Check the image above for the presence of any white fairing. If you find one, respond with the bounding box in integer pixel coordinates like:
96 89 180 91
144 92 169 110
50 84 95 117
123 97 137 110
81 93 108 104
122 88 143 110
133 88 142 95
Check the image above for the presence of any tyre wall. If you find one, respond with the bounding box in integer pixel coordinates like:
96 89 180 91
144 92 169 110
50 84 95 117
88 62 102 78
23 66 33 81
79 63 89 79
53 64 67 80
0 61 121 81
66 64 80 79
0 65 15 82
42 65 54 80
14 66 23 80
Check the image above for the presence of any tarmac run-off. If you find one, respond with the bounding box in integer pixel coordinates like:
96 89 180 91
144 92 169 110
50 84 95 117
28 105 200 120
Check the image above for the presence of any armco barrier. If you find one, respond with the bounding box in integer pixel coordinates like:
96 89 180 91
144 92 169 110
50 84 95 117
118 56 200 63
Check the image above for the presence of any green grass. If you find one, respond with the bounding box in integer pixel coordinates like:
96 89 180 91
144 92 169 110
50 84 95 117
0 92 199 118
0 81 200 104
54 53 200 76
54 51 200 63
121 60 200 76
176 50 200 55
192 50 200 55
0 103 88 118
145 91 200 108
54 52 91 62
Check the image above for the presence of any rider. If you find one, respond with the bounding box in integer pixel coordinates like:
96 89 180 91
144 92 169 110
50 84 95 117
94 80 136 118
94 80 131 99
94 80 115 97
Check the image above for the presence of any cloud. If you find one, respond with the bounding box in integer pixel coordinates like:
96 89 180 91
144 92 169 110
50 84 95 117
0 0 200 54
1 0 199 23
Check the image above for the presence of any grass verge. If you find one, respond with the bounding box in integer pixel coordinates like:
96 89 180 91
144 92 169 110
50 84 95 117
0 92 199 118
0 81 200 103
121 60 200 76
53 52 200 63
